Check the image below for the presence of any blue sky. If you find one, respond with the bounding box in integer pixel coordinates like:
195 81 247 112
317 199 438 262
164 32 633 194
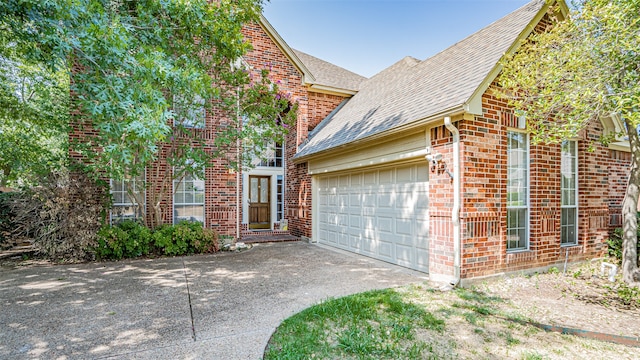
263 0 531 77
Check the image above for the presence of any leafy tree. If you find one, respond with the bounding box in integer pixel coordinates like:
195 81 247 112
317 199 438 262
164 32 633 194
0 0 296 227
0 41 69 187
498 0 640 285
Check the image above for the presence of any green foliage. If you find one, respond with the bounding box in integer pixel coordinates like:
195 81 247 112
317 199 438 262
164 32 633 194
608 225 640 265
1 0 298 227
498 0 640 283
95 220 219 260
0 191 16 248
264 289 445 360
0 46 69 187
153 221 219 256
95 220 152 260
499 0 640 144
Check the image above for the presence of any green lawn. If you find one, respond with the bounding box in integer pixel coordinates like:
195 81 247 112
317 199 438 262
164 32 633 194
264 280 637 360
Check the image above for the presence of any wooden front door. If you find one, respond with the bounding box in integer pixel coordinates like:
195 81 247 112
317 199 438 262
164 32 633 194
249 176 270 229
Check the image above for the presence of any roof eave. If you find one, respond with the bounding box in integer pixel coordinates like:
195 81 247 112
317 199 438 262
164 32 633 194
258 15 317 85
293 105 466 163
308 84 358 96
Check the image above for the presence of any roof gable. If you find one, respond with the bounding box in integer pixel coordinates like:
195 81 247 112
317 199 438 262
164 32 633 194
293 49 367 94
296 0 565 159
257 15 315 85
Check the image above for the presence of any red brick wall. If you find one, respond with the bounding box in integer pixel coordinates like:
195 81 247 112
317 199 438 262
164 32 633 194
456 83 623 279
428 125 456 278
608 150 631 229
307 92 346 132
242 22 312 238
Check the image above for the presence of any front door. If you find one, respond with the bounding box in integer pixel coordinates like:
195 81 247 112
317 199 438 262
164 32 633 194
249 176 270 229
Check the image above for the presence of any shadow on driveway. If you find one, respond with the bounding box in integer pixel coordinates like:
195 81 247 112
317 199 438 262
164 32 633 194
0 242 427 359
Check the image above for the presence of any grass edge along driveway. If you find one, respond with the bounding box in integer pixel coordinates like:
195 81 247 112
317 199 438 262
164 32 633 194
264 284 636 359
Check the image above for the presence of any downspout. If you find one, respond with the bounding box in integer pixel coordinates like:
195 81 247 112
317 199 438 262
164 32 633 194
444 116 461 286
236 87 241 242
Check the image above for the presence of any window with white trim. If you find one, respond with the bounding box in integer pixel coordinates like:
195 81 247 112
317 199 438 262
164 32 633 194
173 171 205 224
254 142 283 167
507 131 529 251
276 175 284 222
561 140 578 245
110 174 145 223
173 94 205 129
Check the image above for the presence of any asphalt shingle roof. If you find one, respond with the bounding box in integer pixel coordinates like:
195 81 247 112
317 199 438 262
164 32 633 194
296 0 545 159
293 49 367 92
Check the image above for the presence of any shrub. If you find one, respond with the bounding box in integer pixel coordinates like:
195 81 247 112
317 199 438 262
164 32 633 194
152 224 184 256
153 221 219 256
95 220 152 260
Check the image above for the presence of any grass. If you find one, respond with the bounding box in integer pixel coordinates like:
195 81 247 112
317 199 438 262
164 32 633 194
264 274 639 359
264 289 446 359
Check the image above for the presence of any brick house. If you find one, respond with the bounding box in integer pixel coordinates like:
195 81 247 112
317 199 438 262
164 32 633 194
75 0 630 283
292 0 630 284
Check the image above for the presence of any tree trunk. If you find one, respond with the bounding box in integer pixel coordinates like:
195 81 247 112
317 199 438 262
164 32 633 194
621 118 640 285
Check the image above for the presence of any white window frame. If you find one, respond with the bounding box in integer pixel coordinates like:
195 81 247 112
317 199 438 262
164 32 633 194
276 174 284 222
506 130 530 252
254 142 284 168
110 172 145 224
173 94 205 129
173 168 205 225
561 140 578 246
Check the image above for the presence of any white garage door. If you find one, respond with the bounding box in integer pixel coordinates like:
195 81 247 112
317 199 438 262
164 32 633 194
316 162 429 272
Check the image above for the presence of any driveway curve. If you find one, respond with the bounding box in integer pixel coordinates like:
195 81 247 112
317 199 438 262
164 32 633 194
0 241 427 359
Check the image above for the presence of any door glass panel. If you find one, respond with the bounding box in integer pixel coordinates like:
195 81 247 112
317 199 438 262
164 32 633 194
250 178 258 203
260 177 269 203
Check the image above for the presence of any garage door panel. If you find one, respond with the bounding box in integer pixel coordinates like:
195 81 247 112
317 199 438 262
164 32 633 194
378 241 393 258
396 245 414 264
349 215 361 229
395 218 413 236
349 235 360 250
377 192 394 208
317 163 429 273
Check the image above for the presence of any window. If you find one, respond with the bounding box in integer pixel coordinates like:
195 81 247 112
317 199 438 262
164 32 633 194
507 131 529 251
173 94 205 129
276 175 284 222
561 140 578 245
173 171 205 224
256 142 284 167
110 174 145 223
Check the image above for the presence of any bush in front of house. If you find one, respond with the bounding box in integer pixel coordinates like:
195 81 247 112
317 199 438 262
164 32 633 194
95 220 220 260
95 220 152 260
153 221 219 256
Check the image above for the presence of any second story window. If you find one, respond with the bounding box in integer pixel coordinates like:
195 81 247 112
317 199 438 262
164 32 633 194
255 142 283 167
173 94 205 129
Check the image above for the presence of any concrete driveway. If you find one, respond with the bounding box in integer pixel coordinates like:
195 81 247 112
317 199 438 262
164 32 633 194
0 241 428 359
